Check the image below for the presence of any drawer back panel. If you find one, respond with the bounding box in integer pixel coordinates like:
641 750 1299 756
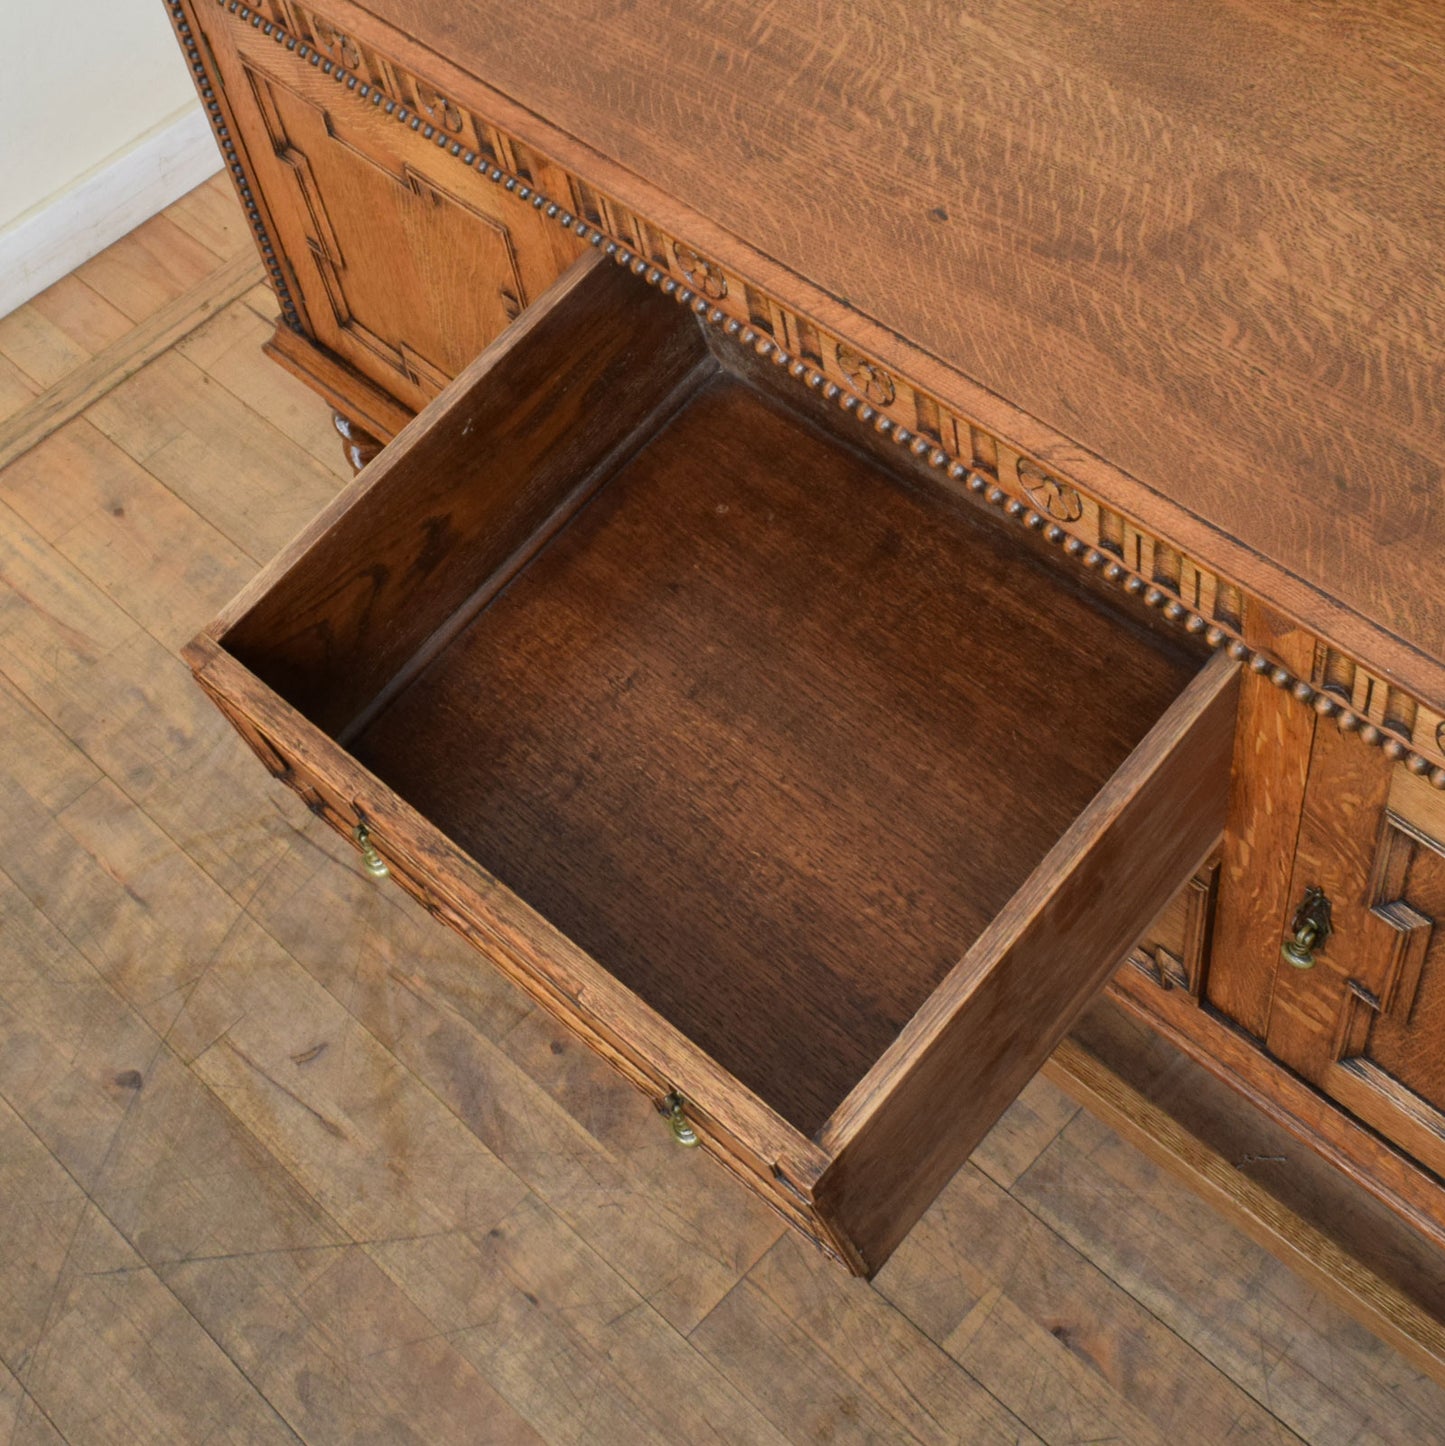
219 256 709 736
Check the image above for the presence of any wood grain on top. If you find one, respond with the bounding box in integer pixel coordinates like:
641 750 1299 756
352 0 1445 704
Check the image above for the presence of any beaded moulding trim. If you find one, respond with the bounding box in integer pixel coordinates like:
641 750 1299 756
164 0 303 331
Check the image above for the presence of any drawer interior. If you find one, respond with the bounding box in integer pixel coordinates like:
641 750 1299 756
218 256 1207 1138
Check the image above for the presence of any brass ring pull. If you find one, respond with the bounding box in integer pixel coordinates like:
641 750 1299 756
354 823 390 879
1282 884 1331 969
661 1091 700 1147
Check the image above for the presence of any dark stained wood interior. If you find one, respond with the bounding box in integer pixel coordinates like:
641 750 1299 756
339 373 1198 1132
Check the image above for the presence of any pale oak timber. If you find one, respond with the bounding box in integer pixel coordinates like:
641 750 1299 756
1205 605 1318 1035
1268 740 1445 1185
171 0 1445 787
1268 725 1398 1080
192 4 587 414
264 323 414 445
240 0 1445 718
1361 775 1445 1155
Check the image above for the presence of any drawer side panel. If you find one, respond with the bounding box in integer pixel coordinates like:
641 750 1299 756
815 651 1242 1274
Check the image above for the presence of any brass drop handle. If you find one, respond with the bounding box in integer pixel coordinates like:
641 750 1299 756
1282 884 1331 969
354 823 390 879
661 1091 700 1147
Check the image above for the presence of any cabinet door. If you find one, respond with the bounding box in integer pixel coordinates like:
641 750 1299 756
198 4 585 413
1266 727 1445 1177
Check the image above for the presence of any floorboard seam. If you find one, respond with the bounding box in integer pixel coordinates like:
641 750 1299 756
0 254 264 474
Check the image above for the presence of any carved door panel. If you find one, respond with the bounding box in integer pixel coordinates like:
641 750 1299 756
200 8 585 413
1266 726 1445 1177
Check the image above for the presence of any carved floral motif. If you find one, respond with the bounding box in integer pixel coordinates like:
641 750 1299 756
310 18 361 70
834 343 895 406
416 79 464 134
1019 460 1084 523
672 243 728 298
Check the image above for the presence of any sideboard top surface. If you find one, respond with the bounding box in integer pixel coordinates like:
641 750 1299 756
348 0 1445 703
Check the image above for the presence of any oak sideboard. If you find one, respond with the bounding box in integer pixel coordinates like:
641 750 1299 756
162 0 1445 1369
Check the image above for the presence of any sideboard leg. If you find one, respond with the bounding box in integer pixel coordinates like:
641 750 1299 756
333 411 383 474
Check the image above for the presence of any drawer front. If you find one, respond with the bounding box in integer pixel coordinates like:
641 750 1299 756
192 636 854 1264
197 3 585 413
346 809 852 1259
195 660 362 838
365 818 857 1266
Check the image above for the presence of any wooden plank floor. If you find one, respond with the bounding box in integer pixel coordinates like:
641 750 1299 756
2 177 1444 1445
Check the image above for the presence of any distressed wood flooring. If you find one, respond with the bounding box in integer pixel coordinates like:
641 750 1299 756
1 175 1443 1445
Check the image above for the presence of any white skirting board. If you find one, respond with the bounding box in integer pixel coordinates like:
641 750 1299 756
0 105 225 319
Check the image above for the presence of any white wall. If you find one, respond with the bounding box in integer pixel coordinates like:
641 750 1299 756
0 0 224 316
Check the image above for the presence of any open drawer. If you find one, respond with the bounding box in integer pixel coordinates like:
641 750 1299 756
186 252 1240 1275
